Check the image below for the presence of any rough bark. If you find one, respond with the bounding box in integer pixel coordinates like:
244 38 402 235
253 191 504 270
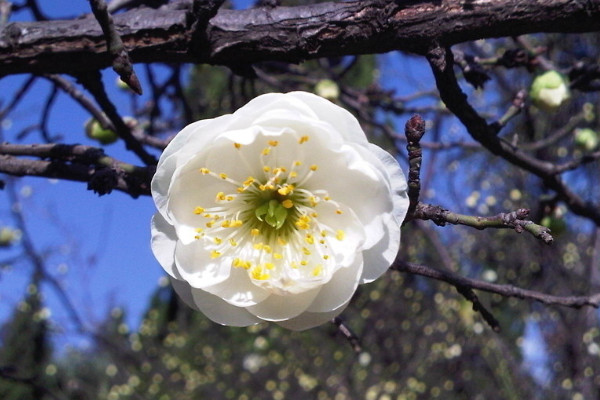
1 0 599 76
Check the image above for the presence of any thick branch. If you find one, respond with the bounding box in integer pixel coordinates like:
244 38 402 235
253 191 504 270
1 0 600 75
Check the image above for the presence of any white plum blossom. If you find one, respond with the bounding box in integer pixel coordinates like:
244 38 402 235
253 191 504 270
151 92 409 330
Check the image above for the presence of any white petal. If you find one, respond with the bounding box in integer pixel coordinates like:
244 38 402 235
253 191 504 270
276 300 351 331
174 240 231 289
306 254 363 313
203 266 271 307
284 92 369 145
360 213 401 283
150 213 178 278
169 276 199 310
186 281 262 327
246 287 321 321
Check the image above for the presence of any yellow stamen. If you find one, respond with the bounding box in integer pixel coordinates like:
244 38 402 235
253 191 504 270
219 173 228 179
310 164 318 171
210 250 221 259
302 247 311 255
312 265 323 276
336 230 345 241
216 192 226 201
214 237 222 244
251 228 260 236
268 140 279 147
299 136 309 144
194 207 205 215
229 238 238 246
234 142 241 149
200 168 210 174
305 234 315 245
336 209 343 215
263 166 270 173
282 199 294 209
262 147 271 156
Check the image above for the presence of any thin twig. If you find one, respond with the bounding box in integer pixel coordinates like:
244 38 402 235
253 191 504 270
412 202 554 244
393 260 600 309
88 0 142 94
405 114 426 216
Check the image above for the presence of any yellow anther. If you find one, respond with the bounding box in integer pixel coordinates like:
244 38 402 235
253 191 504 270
278 184 295 196
310 164 318 171
320 230 327 237
263 245 272 254
295 215 311 230
263 166 271 173
206 221 214 228
194 206 205 215
300 260 308 266
210 250 221 259
243 176 255 186
216 192 226 201
250 266 269 280
323 255 329 260
299 136 309 144
203 213 212 218
291 261 299 269
261 147 271 156
302 247 311 255
310 196 318 207
268 140 279 147
259 185 267 191
253 243 264 250
277 238 287 246
336 209 343 215
195 228 204 233
234 142 242 149
282 199 294 209
289 171 298 178
251 228 260 236
265 262 275 270
312 265 323 276
305 234 315 245
219 173 228 179
274 253 283 259
226 195 234 201
214 237 222 244
294 161 302 166
231 220 243 227
237 187 245 193
273 167 281 175
324 196 331 201
229 238 238 246
200 168 210 174
336 230 345 241
319 239 326 244
310 212 319 218
221 220 231 228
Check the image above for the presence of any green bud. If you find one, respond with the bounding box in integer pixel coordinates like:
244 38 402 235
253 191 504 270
85 118 119 145
574 128 599 152
315 79 340 101
529 71 570 112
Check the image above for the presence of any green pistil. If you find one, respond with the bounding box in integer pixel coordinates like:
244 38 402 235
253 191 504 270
255 199 290 230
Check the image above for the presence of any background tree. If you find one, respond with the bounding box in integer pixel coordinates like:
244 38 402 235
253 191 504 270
0 0 599 398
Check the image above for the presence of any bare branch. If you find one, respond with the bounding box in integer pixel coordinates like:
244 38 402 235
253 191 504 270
393 260 600 309
412 203 554 244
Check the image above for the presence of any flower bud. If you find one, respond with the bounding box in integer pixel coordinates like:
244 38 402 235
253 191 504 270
574 128 599 152
0 227 21 247
314 79 340 101
85 118 119 145
529 71 570 112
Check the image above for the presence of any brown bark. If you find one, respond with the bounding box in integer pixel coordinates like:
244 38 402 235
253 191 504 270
1 0 599 76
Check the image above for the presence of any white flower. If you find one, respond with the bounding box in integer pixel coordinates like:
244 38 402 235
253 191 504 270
529 70 570 112
151 92 408 330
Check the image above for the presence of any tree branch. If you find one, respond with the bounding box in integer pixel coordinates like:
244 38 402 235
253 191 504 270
1 0 599 76
0 143 152 197
392 260 600 309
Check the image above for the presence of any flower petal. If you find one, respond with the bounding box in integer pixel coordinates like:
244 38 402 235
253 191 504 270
202 266 271 307
245 286 321 321
276 300 351 331
306 254 363 313
178 279 263 327
174 240 232 289
150 213 178 278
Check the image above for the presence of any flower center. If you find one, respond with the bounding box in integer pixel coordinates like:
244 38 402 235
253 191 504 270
189 135 348 293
